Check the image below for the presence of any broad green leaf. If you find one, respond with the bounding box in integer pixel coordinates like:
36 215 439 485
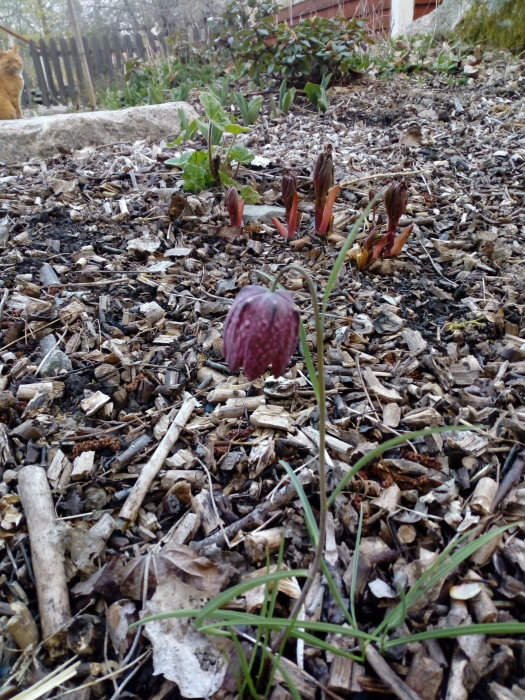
200 91 230 129
228 144 255 163
182 163 209 192
219 171 237 187
239 185 260 204
304 82 321 103
224 123 251 135
164 150 196 166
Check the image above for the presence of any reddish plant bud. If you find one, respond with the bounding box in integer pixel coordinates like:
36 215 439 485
384 179 408 234
313 144 334 232
225 186 244 227
223 285 299 381
282 172 297 221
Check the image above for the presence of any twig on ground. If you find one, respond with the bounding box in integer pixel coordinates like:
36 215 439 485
18 466 72 655
119 396 198 522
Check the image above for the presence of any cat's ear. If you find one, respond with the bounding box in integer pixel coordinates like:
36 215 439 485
12 44 19 52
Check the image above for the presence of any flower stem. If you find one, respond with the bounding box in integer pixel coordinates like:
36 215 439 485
269 264 327 656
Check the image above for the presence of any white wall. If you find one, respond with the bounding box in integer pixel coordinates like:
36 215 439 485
391 0 415 35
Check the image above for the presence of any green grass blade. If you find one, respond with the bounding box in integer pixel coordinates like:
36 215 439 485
194 569 310 628
280 460 319 545
385 622 525 648
376 522 516 637
298 320 320 403
199 610 379 642
231 633 259 698
328 425 474 507
349 504 364 631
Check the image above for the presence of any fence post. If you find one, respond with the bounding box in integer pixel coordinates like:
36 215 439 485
66 0 97 109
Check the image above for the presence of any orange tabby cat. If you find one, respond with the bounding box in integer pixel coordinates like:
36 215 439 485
0 45 24 120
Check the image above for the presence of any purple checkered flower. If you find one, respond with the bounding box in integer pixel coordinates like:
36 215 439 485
223 285 300 381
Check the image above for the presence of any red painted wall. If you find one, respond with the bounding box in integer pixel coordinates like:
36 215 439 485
276 0 442 32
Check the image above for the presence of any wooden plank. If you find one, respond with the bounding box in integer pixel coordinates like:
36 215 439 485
38 38 59 105
48 38 67 103
21 70 33 108
111 32 123 70
89 34 102 78
157 31 167 56
101 34 114 76
122 34 135 60
69 36 84 93
144 27 157 54
60 37 77 102
29 39 50 107
134 32 146 60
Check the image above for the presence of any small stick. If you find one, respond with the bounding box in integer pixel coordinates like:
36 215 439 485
18 466 72 654
119 397 198 522
365 645 423 700
340 169 432 189
192 468 315 551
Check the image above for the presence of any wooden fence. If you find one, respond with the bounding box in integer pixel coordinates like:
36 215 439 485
22 29 169 108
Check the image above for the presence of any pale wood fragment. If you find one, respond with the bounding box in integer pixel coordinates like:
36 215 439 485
0 424 15 465
328 654 354 694
466 569 498 623
71 451 95 481
207 384 247 402
362 367 402 402
16 382 56 401
244 527 283 562
301 425 353 458
120 397 198 522
250 404 294 431
47 449 72 489
6 601 39 650
191 490 222 536
471 477 498 515
80 390 111 415
18 466 71 655
165 512 201 545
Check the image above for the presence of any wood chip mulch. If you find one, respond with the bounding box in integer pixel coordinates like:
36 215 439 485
0 49 524 700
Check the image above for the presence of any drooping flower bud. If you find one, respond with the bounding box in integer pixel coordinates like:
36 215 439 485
222 285 299 381
225 186 244 227
384 179 408 233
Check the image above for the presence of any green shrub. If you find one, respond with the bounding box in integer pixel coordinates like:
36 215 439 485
99 57 222 109
213 2 371 84
165 92 259 198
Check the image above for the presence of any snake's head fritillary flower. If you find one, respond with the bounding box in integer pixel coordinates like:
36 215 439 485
223 285 300 381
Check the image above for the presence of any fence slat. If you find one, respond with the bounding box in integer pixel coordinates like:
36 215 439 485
134 32 146 60
122 34 135 61
60 37 77 102
39 39 59 105
29 39 51 107
48 38 67 103
69 36 83 91
101 34 114 76
111 33 123 71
